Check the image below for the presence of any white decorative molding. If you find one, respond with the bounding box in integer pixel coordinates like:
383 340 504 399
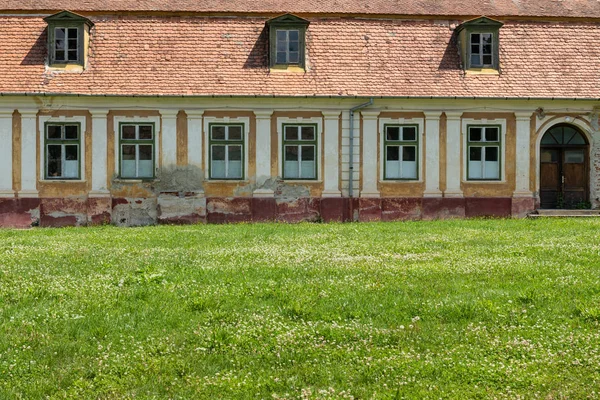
514 112 534 197
185 110 204 170
0 109 14 197
203 116 251 180
254 110 274 197
276 116 323 181
360 111 381 197
160 109 180 167
113 115 161 176
322 111 342 197
445 111 463 198
423 111 443 197
18 110 39 198
461 117 508 183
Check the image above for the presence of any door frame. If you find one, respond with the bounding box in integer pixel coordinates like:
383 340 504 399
536 119 592 209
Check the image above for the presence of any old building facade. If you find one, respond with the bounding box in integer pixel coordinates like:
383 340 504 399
0 1 599 227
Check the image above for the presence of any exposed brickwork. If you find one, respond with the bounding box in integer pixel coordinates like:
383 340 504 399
1 16 600 98
0 1 598 18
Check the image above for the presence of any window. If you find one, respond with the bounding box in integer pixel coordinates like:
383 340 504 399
45 123 80 179
119 124 155 179
209 124 244 180
467 125 501 180
456 16 503 71
282 125 317 180
267 14 309 68
383 125 418 180
276 30 300 64
44 10 93 67
470 33 493 67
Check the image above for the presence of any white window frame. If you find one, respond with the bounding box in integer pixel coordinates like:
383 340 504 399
54 27 79 63
113 115 160 180
203 116 250 181
277 116 323 181
462 118 507 183
469 32 493 68
39 115 86 182
378 117 424 183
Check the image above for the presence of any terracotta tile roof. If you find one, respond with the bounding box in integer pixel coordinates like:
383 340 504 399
1 15 600 99
1 0 600 18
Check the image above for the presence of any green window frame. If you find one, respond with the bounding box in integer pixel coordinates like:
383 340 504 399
119 123 155 179
47 24 85 66
282 124 318 180
209 124 245 180
383 124 419 180
45 122 81 180
467 125 502 181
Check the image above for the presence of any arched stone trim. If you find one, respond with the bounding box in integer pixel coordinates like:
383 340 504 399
534 116 594 206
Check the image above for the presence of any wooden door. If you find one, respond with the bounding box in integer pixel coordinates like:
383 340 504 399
540 148 561 208
562 149 587 207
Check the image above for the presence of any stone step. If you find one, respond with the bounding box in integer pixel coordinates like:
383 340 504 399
529 209 600 218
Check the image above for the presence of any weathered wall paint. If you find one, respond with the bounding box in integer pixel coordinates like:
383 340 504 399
12 111 20 194
177 110 188 166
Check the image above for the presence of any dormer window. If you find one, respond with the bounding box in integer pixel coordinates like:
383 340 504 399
456 16 503 72
44 11 94 68
267 14 309 70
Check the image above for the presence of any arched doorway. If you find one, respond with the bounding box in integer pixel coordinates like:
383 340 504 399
539 124 589 209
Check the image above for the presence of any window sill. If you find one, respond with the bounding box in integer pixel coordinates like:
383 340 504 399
270 65 305 73
381 180 422 183
281 179 322 183
464 180 505 184
113 178 158 183
47 64 85 73
205 179 249 183
465 68 499 75
40 179 86 183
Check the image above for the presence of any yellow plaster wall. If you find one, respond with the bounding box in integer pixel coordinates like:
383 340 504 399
12 111 21 193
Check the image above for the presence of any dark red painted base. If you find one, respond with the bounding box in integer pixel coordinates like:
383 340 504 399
0 196 535 227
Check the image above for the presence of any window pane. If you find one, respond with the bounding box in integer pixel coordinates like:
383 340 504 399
484 160 499 179
138 160 153 178
56 28 65 40
402 146 416 162
211 146 226 178
301 146 315 161
569 132 586 145
64 145 78 178
122 125 136 140
471 33 480 44
541 132 558 144
482 55 492 65
47 125 62 139
47 145 62 177
288 52 299 63
277 40 287 52
139 145 153 161
402 127 416 141
485 128 499 142
276 30 287 41
541 149 559 163
67 28 78 39
289 41 299 52
386 127 400 141
469 128 482 142
485 146 498 162
211 126 226 140
285 126 299 141
565 150 584 164
211 145 226 161
122 145 136 160
469 146 482 161
401 160 417 179
482 33 492 44
386 146 399 161
470 54 480 66
55 50 65 61
68 39 78 51
276 52 287 63
139 125 153 140
121 145 136 178
55 38 65 50
482 44 492 55
289 30 299 41
471 44 479 54
386 160 400 179
301 160 315 178
285 145 299 161
64 125 78 139
468 161 483 179
228 126 242 140
228 145 242 161
301 126 315 141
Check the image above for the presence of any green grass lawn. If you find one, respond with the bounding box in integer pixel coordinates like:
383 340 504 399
1 219 600 399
